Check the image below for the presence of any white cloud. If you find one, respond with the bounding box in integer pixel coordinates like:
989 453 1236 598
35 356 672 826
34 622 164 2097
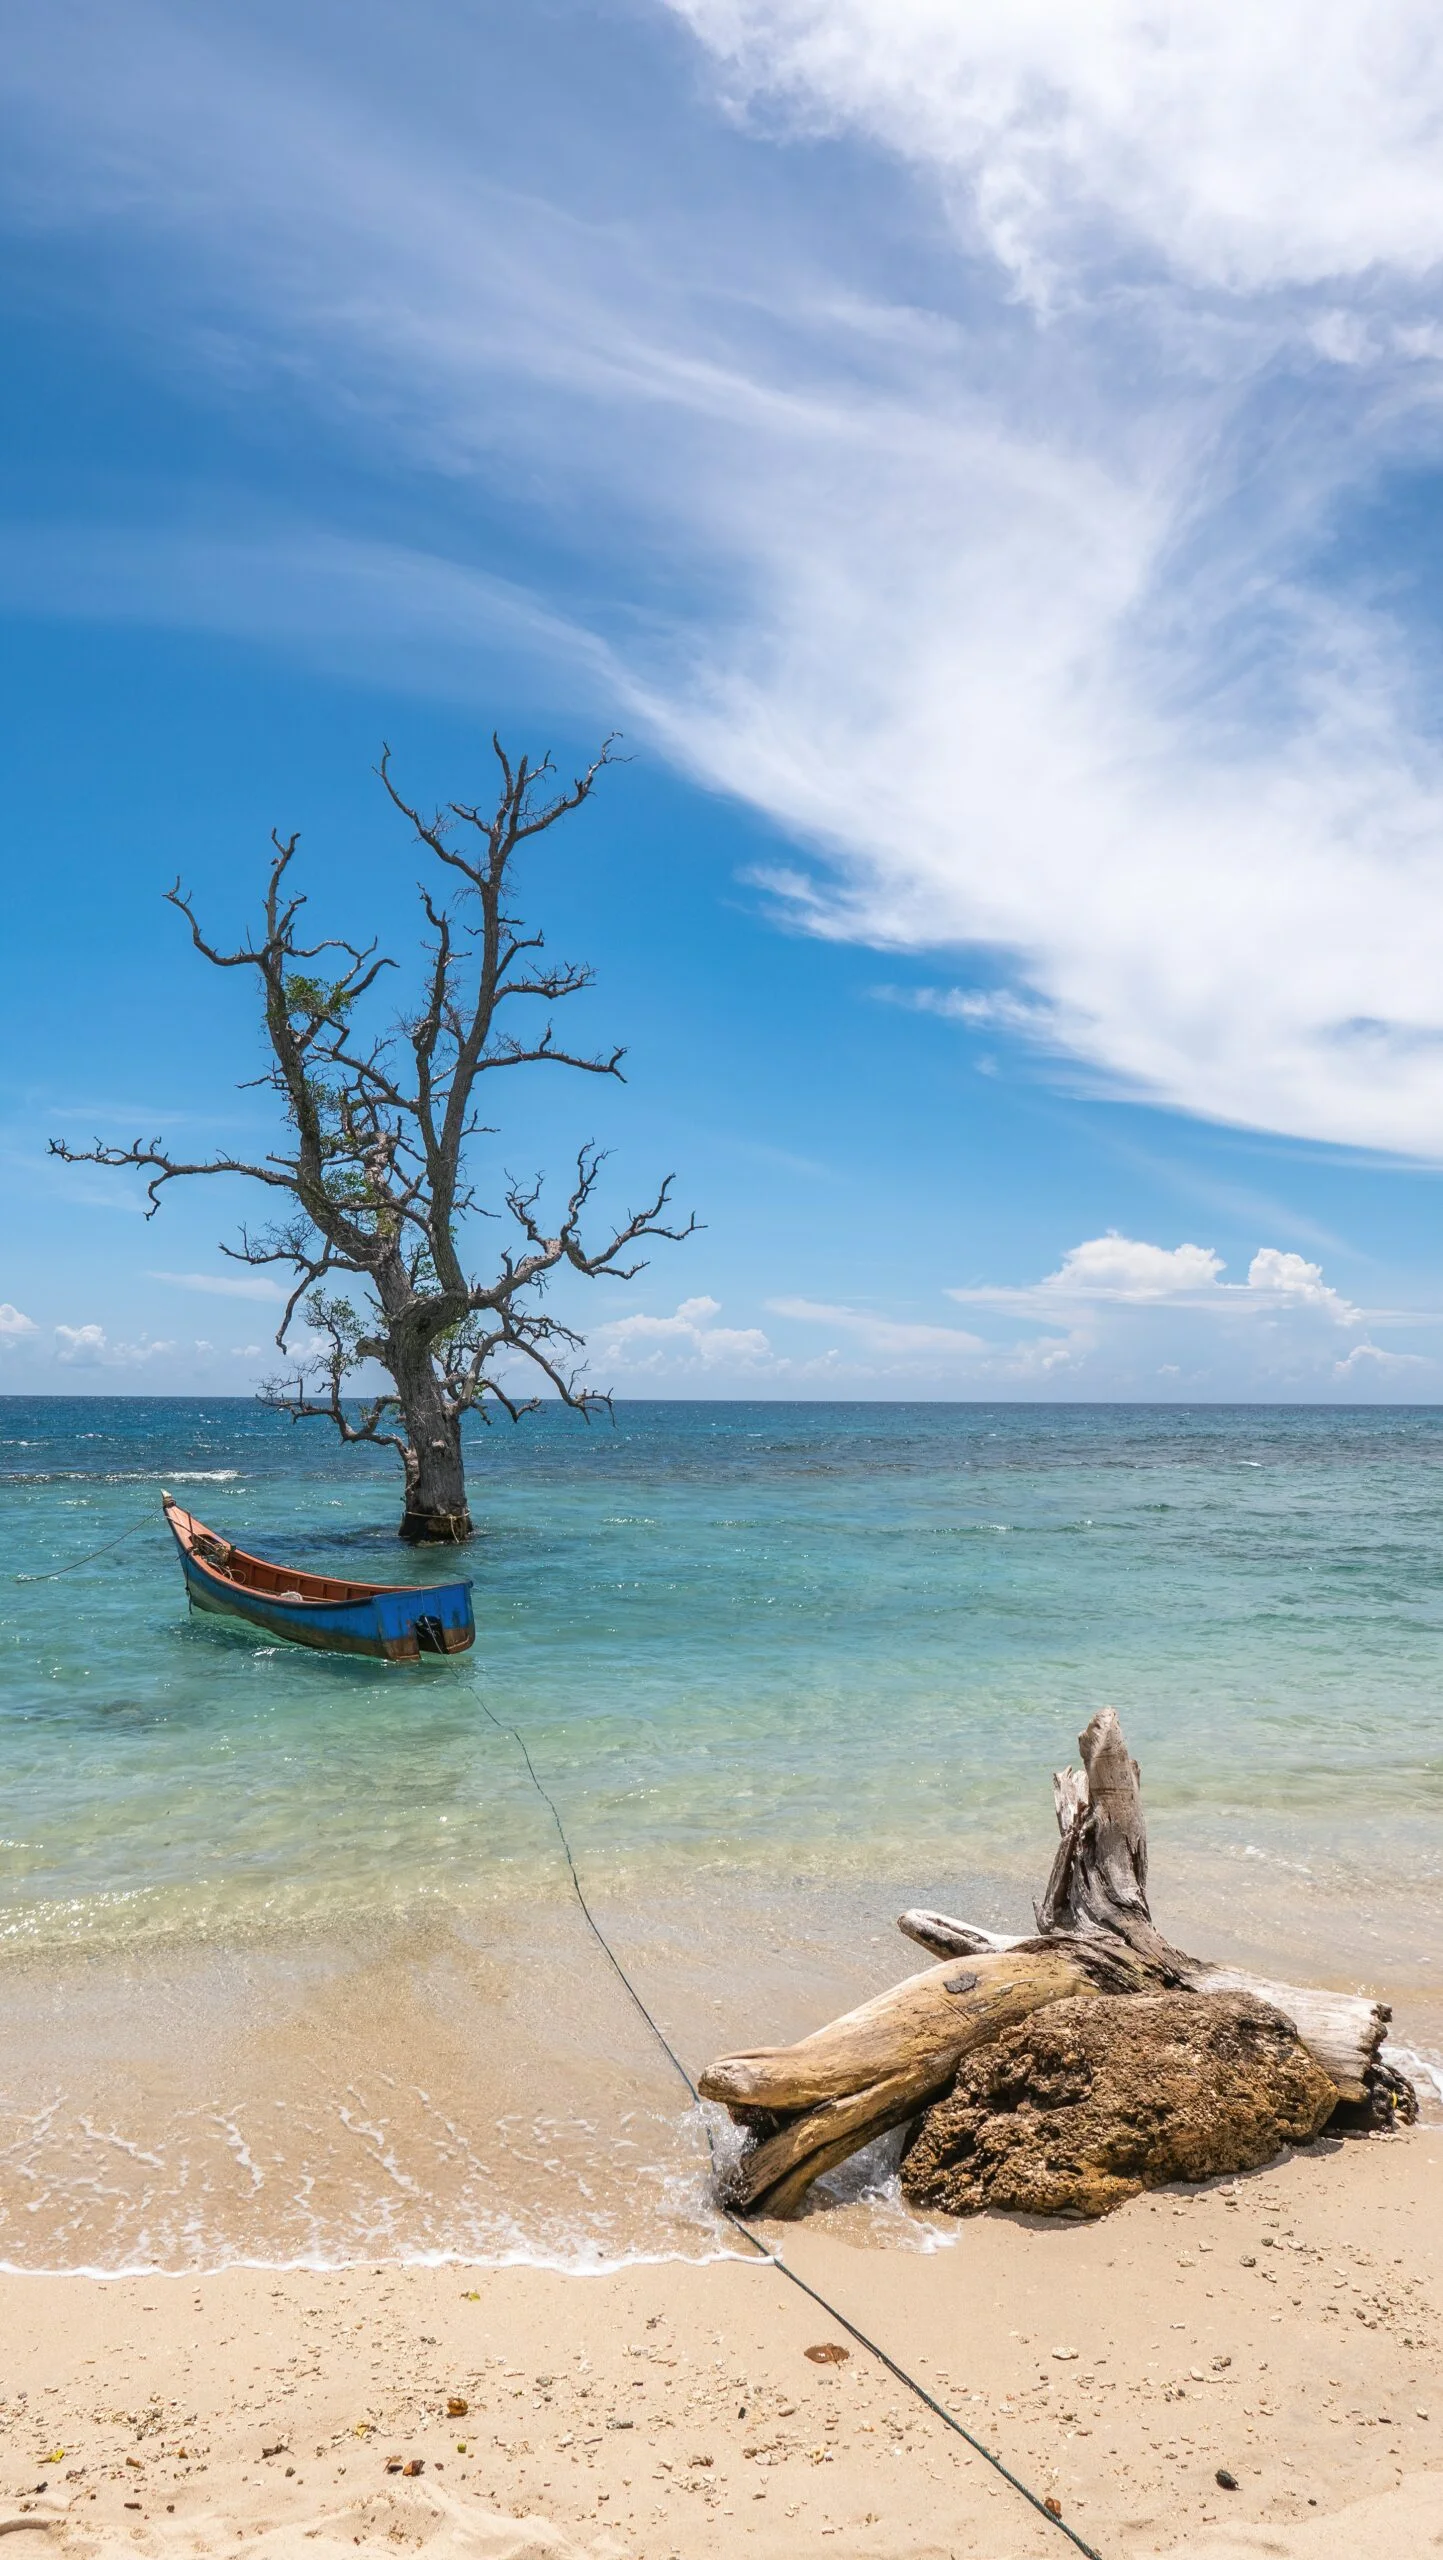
590 1295 777 1376
759 1228 1443 1395
11 6 1443 1159
643 404 1443 1158
150 1269 286 1301
878 985 1072 1043
671 2 1443 299
1002 1329 1090 1378
768 1295 986 1357
54 1322 107 1364
1333 1340 1429 1376
763 1293 1096 1382
766 1292 1098 1380
53 1322 177 1366
952 1231 1365 1324
1245 1247 1355 1316
1050 1236 1225 1302
646 8 1443 1160
766 1256 1443 1393
0 524 606 710
0 1302 37 1339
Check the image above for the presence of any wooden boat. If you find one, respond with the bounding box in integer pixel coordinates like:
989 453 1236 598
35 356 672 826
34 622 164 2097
162 1494 474 1660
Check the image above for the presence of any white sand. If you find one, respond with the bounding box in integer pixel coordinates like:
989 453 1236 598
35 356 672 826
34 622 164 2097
3 2126 1439 2559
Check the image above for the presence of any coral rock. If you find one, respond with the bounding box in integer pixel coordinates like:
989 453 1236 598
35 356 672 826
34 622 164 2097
899 1990 1338 2220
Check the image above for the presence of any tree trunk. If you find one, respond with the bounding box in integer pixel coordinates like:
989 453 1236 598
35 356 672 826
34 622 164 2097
702 1707 1415 2218
399 1426 471 1543
388 1321 472 1544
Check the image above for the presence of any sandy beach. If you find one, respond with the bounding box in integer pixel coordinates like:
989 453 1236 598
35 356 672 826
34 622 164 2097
4 2123 1439 2560
14 0 1443 2530
8 1412 1443 2558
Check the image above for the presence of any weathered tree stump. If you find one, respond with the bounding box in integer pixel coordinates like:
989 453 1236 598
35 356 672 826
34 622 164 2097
700 1708 1416 2218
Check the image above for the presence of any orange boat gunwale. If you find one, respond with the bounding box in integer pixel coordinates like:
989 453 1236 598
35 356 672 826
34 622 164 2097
165 1496 424 1604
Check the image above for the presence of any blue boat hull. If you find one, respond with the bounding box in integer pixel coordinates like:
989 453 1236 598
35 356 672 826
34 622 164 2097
165 1498 474 1661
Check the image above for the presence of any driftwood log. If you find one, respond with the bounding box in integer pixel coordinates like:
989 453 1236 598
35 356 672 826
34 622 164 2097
700 1709 1416 2218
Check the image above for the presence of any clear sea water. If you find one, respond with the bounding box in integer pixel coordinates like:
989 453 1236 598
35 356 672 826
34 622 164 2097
2 1396 1441 2273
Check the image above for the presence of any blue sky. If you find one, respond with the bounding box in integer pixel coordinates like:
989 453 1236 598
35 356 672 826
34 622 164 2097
5 0 1443 1398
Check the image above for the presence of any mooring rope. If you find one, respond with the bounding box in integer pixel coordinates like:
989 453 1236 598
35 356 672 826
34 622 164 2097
13 1510 157 1582
476 1697 1105 2560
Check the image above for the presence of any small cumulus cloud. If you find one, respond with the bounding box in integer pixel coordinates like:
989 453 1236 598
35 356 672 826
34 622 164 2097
0 1302 38 1340
1245 1248 1359 1320
591 1295 777 1376
952 1232 1364 1323
54 1322 108 1364
54 1323 177 1366
1050 1235 1225 1301
1000 1329 1089 1377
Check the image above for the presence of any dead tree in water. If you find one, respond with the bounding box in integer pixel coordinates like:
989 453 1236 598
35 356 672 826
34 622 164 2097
701 1710 1416 2219
52 739 694 1542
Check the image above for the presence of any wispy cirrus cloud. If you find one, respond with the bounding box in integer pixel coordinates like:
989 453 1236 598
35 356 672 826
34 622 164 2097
649 3 1443 1159
875 985 1073 1045
0 524 610 709
767 1296 986 1357
150 1270 286 1302
7 3 1443 1161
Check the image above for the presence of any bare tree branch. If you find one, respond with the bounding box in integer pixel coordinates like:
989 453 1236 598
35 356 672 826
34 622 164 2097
55 736 695 1540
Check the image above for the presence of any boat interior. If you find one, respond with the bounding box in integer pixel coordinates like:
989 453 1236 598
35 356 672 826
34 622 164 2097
166 1503 406 1604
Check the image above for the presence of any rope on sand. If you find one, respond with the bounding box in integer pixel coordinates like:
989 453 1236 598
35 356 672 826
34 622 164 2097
476 1696 1105 2560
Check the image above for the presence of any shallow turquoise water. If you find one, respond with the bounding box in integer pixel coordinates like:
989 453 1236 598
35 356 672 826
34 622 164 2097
2 1398 1441 2270
4 1397 1443 1942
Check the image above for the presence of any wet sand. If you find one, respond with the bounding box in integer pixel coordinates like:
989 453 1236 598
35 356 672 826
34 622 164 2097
4 1871 1440 2277
3 2124 1439 2560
